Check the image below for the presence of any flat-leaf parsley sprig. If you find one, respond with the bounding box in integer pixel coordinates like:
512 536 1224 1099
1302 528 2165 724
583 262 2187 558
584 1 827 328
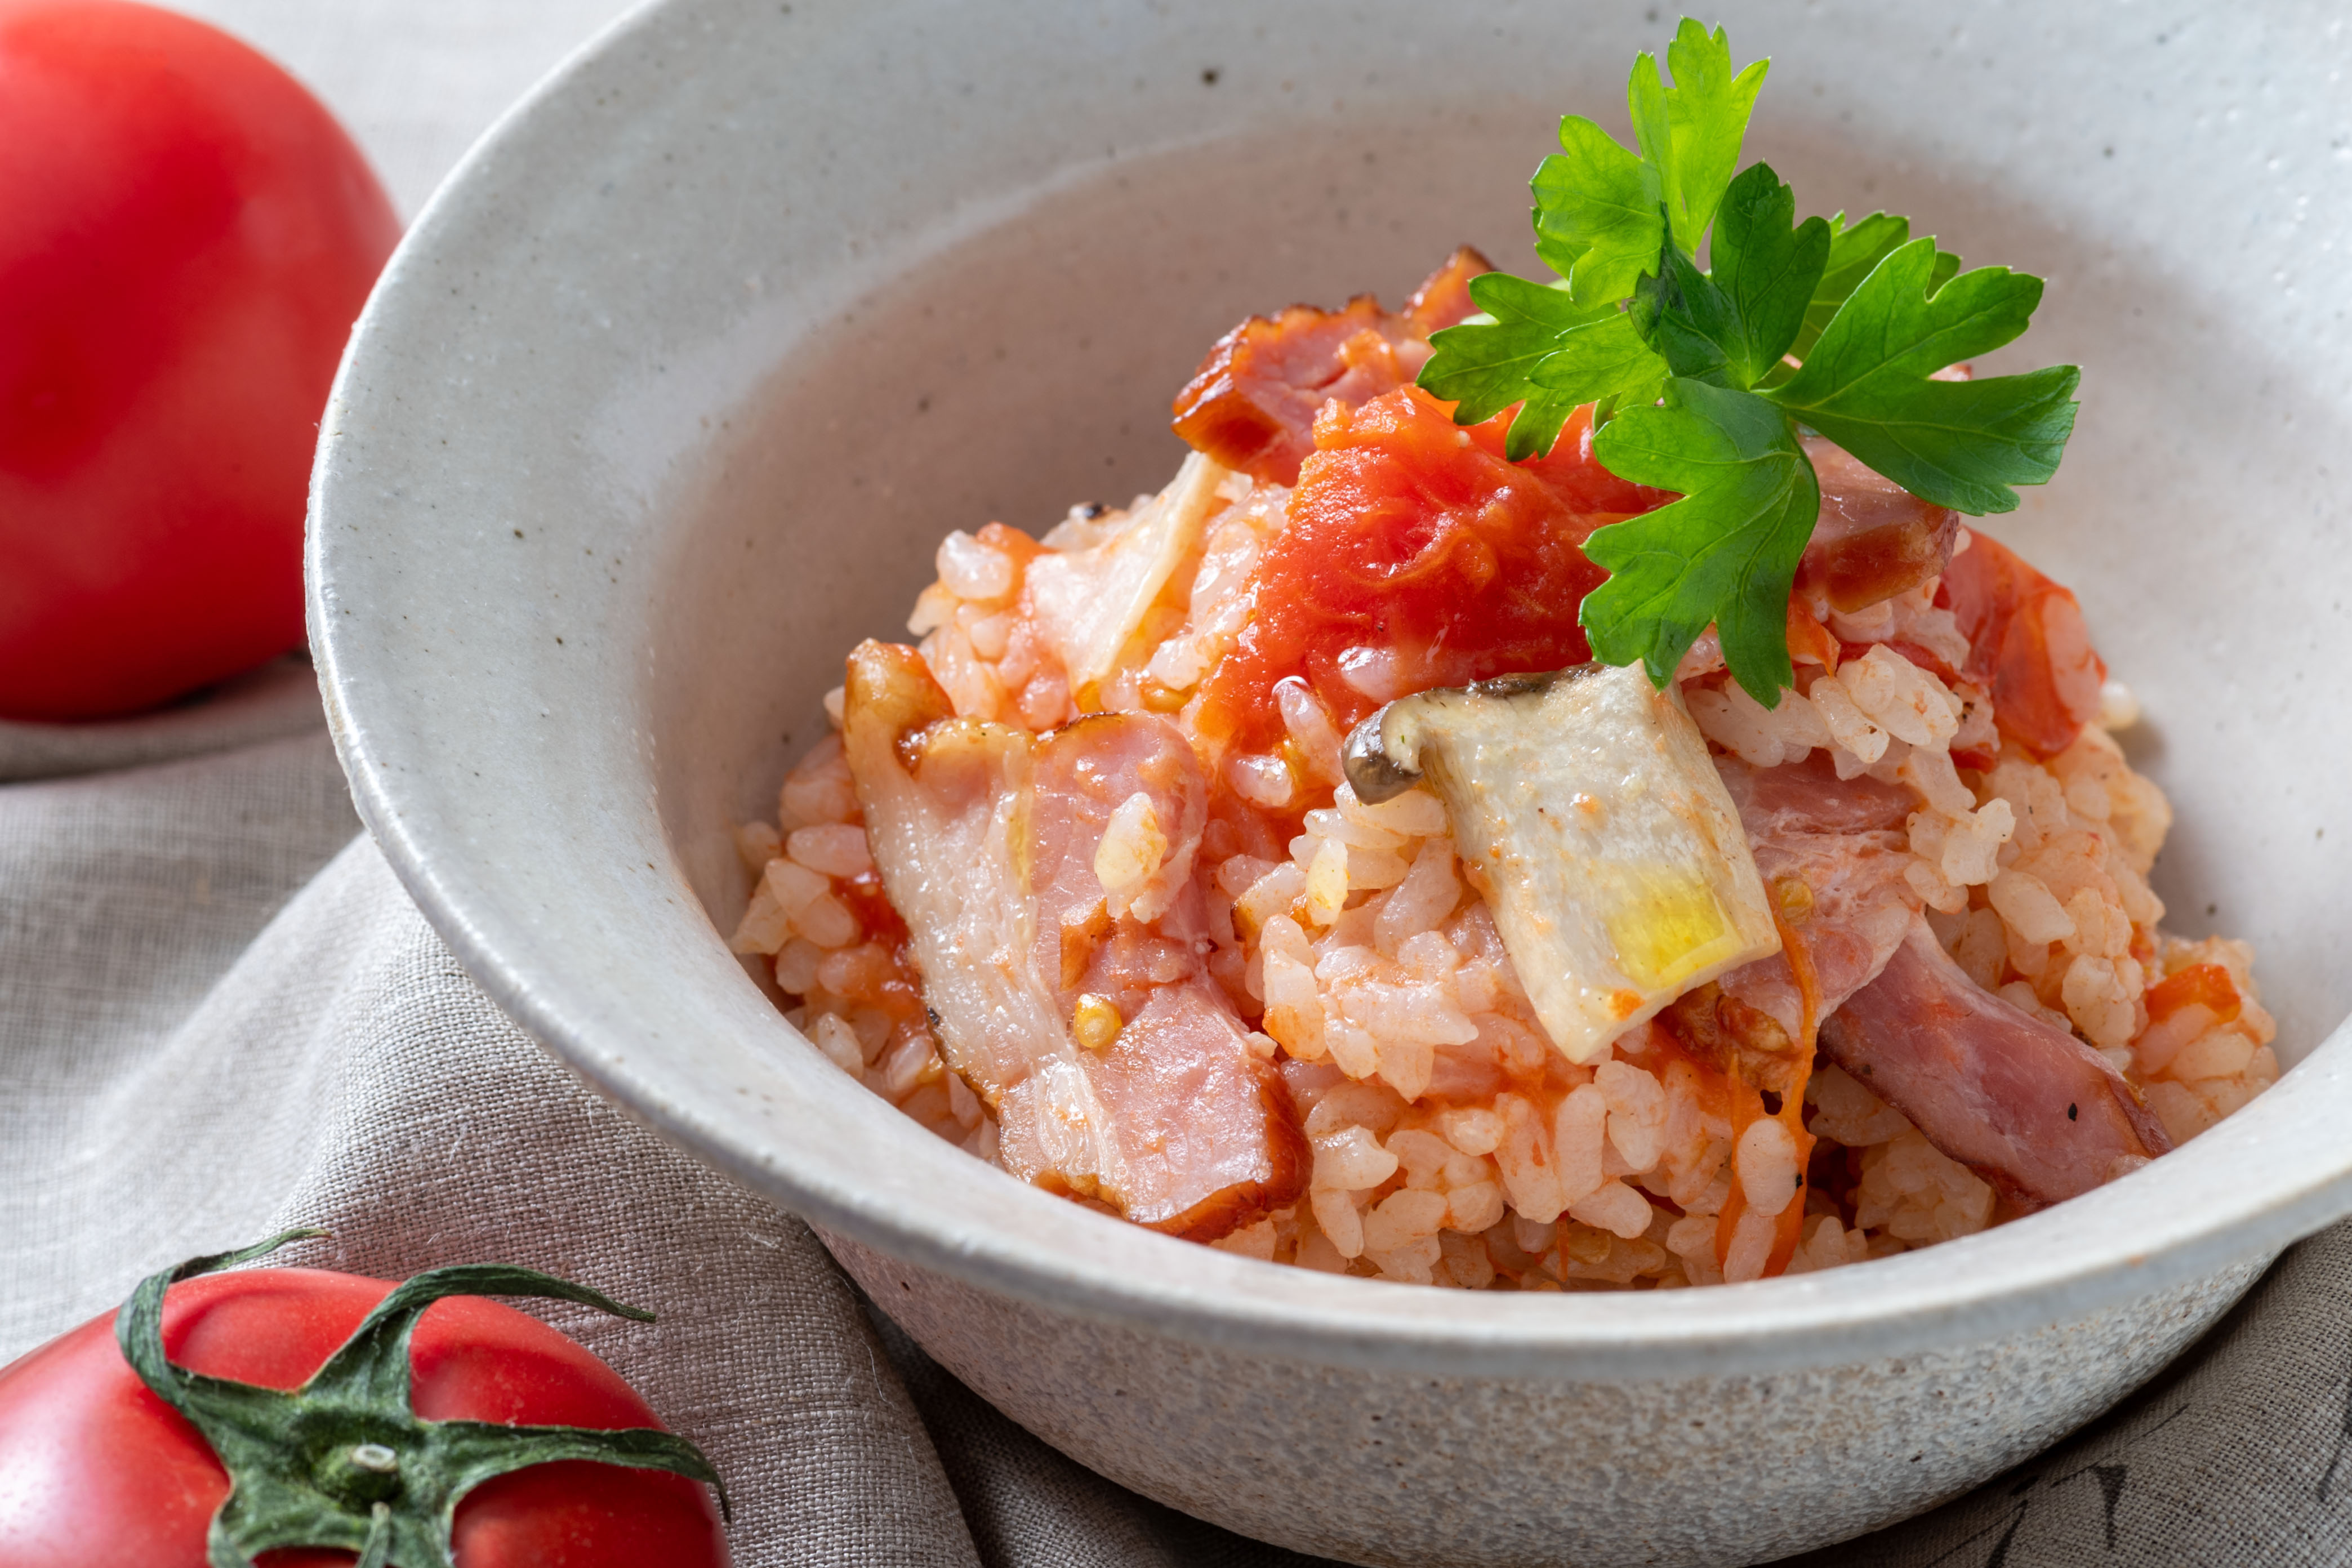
1417 19 2080 705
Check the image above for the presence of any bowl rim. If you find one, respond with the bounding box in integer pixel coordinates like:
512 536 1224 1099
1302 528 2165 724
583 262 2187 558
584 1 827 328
308 0 2352 1379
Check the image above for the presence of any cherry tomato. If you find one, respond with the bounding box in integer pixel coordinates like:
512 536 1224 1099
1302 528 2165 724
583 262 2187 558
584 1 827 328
0 1266 729 1566
1197 388 1664 758
0 0 399 720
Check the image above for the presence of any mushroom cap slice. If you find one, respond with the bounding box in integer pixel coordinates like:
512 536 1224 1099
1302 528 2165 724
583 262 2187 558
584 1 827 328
1344 662 1780 1063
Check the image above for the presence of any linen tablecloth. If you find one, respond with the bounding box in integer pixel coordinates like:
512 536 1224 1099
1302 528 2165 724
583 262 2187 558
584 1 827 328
5 6 2349 1563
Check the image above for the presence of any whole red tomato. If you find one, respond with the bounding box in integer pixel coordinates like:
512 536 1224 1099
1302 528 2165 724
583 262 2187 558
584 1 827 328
0 0 399 721
0 1264 730 1566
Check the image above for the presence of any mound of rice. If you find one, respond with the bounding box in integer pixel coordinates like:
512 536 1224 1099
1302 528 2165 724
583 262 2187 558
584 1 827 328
729 466 2277 1291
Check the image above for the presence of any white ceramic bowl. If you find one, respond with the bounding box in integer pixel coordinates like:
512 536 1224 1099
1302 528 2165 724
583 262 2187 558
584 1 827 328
309 2 2352 1562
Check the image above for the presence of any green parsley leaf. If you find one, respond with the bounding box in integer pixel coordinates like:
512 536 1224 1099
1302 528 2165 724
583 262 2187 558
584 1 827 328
1627 20 1769 256
1788 212 1907 360
1410 16 2081 699
1419 275 1610 426
1503 386 1594 463
1580 378 1819 702
1422 274 1669 459
1644 161 1829 390
1521 308 1669 410
1707 163 1831 383
1765 237 2081 514
1533 117 1665 306
1643 246 1736 385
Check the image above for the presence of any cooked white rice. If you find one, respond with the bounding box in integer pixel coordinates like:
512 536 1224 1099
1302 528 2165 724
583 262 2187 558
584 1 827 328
729 471 2277 1290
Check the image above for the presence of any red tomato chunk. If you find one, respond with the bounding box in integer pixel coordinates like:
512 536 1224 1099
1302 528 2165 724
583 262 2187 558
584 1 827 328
1196 387 1665 756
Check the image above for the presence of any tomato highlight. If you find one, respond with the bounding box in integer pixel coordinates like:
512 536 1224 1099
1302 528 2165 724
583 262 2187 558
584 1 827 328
0 0 399 719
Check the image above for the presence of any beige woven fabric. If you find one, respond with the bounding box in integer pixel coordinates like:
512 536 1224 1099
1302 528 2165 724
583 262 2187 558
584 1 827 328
0 697 980 1565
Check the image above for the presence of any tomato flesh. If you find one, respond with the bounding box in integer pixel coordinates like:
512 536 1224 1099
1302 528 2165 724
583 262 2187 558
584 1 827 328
0 1266 727 1567
1936 529 2105 758
2146 963 2241 1026
0 0 399 720
1196 389 1664 756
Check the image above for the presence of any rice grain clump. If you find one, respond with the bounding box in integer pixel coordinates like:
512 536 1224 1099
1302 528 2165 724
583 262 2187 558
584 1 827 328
729 408 2274 1291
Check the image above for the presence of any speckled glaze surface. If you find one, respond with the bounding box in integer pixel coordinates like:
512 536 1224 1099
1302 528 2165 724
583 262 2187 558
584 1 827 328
309 2 2352 1563
832 1230 2261 1567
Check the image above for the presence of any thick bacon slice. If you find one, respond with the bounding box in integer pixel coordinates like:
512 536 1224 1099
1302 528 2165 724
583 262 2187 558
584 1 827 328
842 643 1099 1180
1704 754 1921 1072
1820 916 2171 1209
843 642 1303 1239
1170 246 1491 485
1025 710 1305 1237
1796 437 1960 614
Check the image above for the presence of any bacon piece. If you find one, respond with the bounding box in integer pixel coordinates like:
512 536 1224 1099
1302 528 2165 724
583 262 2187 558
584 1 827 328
1023 710 1306 1236
1820 916 2171 1209
1795 437 1960 614
1720 749 1917 837
1706 753 1921 1064
1937 530 2105 757
1026 711 1209 988
1171 247 1491 485
843 642 1303 1239
842 645 1125 1214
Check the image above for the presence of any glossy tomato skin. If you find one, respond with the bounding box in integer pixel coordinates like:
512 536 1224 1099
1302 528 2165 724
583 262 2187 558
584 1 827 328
0 1 399 720
0 1267 729 1567
1196 388 1664 759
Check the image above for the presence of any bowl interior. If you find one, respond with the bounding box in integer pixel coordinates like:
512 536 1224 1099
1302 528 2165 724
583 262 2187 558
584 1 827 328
313 0 2352 1375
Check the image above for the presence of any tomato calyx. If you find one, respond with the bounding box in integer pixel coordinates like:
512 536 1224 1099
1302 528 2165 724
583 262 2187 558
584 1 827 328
117 1230 730 1568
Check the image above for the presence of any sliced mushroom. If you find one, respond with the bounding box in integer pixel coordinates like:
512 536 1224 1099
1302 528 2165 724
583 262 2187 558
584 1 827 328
1343 662 1780 1063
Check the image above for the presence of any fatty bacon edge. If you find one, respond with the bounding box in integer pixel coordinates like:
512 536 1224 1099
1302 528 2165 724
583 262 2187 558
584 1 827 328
1821 917 2170 1210
1171 247 1490 487
843 640 1307 1241
1709 692 2169 1210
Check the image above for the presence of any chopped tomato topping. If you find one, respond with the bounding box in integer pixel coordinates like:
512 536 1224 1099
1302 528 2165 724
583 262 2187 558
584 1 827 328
1936 531 2105 757
2146 963 2242 1026
1195 387 1666 756
1786 600 1840 672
